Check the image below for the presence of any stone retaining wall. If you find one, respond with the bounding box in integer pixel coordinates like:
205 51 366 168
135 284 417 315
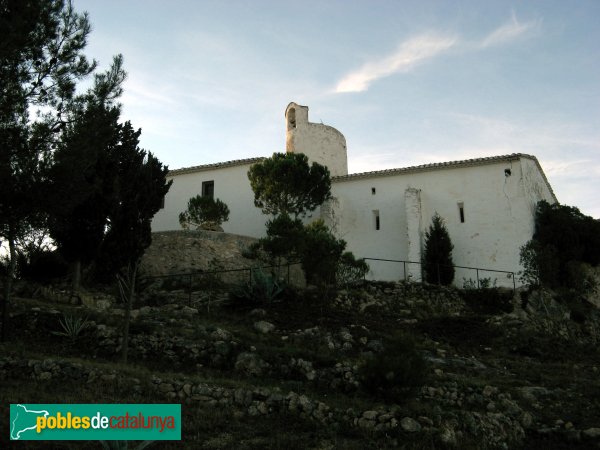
141 230 258 276
141 230 305 286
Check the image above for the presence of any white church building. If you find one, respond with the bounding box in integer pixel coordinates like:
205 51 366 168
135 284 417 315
151 102 557 286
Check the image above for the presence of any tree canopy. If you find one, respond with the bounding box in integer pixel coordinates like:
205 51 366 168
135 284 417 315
520 200 600 289
248 152 331 218
1 0 98 340
95 121 172 279
47 102 121 273
179 195 230 231
0 1 171 340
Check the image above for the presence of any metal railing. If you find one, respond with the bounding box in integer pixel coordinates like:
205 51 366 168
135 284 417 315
141 262 302 306
362 258 516 293
138 257 516 307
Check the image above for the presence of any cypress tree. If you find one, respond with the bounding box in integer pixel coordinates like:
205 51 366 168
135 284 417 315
423 213 455 285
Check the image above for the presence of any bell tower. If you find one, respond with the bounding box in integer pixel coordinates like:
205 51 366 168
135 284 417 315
284 102 348 177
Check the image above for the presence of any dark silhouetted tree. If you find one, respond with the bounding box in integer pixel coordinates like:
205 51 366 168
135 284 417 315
0 0 96 341
423 213 455 285
48 102 121 290
299 219 347 285
96 121 172 279
520 200 600 290
95 121 171 363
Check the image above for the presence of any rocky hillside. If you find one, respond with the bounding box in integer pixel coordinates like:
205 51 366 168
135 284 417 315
1 279 600 449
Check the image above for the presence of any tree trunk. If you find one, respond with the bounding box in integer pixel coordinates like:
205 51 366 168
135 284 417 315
120 261 138 364
1 225 17 342
72 260 81 292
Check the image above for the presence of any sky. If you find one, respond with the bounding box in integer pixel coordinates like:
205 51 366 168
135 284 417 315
74 0 600 218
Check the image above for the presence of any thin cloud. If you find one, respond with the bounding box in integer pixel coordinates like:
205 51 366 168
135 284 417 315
334 34 457 93
480 11 541 48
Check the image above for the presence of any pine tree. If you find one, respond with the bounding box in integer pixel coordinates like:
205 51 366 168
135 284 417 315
0 0 96 341
179 195 230 231
247 152 331 219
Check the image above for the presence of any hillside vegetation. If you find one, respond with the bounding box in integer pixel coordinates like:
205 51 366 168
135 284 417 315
1 279 600 449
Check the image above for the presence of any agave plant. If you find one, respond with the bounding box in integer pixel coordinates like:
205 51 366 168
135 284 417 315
52 313 89 341
235 267 284 304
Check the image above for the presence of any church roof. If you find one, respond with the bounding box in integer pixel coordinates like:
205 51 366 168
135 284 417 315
168 157 265 176
332 152 557 202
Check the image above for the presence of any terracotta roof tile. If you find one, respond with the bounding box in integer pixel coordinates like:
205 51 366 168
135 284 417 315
332 153 557 202
168 157 265 176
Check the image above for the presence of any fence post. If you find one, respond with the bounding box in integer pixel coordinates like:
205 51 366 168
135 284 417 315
476 269 480 289
188 273 193 306
512 272 516 295
403 261 406 281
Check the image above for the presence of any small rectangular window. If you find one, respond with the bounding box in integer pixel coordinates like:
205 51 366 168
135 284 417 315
371 187 376 195
458 202 465 223
202 180 214 198
373 210 380 230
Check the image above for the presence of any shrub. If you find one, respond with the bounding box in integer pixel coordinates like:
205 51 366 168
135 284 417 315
565 260 597 297
179 195 230 230
423 213 454 285
336 252 369 286
519 240 560 288
257 217 367 287
299 220 346 285
230 267 284 305
359 333 428 403
260 214 304 261
461 278 513 315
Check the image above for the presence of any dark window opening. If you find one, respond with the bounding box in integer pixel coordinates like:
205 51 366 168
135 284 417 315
371 187 376 195
458 202 465 223
288 108 296 130
504 168 511 177
373 210 380 230
202 180 214 198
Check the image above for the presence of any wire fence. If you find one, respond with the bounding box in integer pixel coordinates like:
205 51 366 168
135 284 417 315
362 258 516 293
140 262 303 306
139 257 516 308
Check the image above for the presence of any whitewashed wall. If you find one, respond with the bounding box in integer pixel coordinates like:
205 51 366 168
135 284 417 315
520 157 556 219
151 163 267 238
328 157 556 286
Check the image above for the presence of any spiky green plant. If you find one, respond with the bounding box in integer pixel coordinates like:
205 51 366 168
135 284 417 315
234 267 284 304
52 314 89 341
